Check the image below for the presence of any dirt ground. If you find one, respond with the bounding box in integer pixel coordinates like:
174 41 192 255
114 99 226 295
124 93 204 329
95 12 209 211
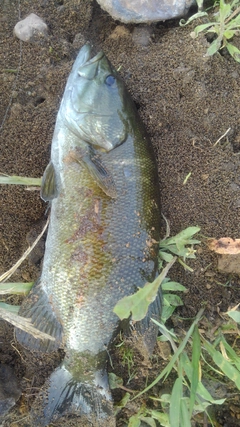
1 0 240 426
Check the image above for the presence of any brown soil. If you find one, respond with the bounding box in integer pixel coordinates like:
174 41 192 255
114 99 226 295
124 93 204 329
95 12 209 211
1 0 240 426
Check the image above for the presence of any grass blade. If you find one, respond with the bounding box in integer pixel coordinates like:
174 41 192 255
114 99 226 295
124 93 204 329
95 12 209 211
0 302 20 313
0 282 33 295
133 308 204 399
181 352 225 406
169 378 182 427
219 336 240 372
180 399 191 427
0 175 41 186
203 339 240 389
189 326 201 415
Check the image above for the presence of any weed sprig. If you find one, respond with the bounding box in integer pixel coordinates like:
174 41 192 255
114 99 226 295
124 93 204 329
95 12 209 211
181 0 240 62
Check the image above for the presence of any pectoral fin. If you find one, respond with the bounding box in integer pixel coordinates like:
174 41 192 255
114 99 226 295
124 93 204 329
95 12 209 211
40 161 58 202
83 152 117 199
73 146 116 199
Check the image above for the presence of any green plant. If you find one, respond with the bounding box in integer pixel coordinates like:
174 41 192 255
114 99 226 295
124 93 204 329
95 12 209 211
159 226 201 271
113 226 240 426
181 0 240 62
114 226 200 322
114 334 137 385
112 307 240 427
115 308 227 427
120 345 137 384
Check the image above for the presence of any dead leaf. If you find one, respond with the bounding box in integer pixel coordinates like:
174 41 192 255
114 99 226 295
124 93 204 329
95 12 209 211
208 237 240 254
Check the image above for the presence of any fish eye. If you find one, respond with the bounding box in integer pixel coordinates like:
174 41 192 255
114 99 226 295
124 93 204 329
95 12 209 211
105 75 116 87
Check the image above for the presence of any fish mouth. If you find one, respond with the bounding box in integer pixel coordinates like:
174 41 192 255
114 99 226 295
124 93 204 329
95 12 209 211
77 49 105 80
84 50 105 66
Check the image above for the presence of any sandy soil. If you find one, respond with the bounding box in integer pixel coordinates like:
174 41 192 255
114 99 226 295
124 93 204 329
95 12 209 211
1 0 240 425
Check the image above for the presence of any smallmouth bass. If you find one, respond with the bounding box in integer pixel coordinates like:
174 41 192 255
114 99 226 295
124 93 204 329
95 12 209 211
16 44 161 426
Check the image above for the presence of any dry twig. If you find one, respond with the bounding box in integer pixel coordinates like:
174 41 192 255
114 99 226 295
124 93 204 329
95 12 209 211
0 307 55 341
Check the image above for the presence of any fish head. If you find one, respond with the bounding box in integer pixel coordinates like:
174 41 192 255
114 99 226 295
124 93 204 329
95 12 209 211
60 45 131 152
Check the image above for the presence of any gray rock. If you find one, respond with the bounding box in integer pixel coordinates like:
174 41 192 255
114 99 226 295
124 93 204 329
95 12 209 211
96 0 196 23
14 13 48 42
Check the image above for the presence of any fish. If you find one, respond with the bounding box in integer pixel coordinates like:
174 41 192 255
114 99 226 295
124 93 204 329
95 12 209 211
15 44 161 426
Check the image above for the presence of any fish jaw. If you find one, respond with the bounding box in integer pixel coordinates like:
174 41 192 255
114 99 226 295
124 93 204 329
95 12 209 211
58 45 129 152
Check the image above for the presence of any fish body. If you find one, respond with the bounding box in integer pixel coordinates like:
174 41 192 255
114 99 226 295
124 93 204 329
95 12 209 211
16 45 161 426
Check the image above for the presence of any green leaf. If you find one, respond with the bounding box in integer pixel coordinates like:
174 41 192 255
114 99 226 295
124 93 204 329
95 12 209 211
160 226 200 247
225 42 240 62
164 294 184 307
207 38 222 56
161 305 177 323
113 258 176 321
139 416 156 427
192 22 216 37
170 378 182 427
224 29 236 39
161 281 187 292
229 13 240 26
128 415 141 427
149 410 170 427
114 392 131 415
109 372 123 389
159 251 174 262
227 309 240 323
219 0 232 21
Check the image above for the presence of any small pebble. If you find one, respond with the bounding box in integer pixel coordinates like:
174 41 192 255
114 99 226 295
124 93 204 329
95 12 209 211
14 13 48 42
109 25 130 40
132 26 153 47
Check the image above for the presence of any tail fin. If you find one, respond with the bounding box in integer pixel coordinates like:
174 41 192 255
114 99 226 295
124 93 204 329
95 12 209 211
30 365 115 427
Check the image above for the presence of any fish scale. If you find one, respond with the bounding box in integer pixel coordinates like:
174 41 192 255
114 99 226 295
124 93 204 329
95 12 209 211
15 44 161 426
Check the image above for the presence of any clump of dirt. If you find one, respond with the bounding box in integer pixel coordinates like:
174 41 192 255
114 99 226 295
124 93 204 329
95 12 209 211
1 0 240 426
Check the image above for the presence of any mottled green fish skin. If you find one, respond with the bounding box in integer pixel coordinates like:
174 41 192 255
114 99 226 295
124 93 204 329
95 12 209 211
16 44 161 426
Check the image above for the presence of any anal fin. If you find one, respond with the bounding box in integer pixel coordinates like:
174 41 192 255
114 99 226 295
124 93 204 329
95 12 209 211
15 279 62 353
